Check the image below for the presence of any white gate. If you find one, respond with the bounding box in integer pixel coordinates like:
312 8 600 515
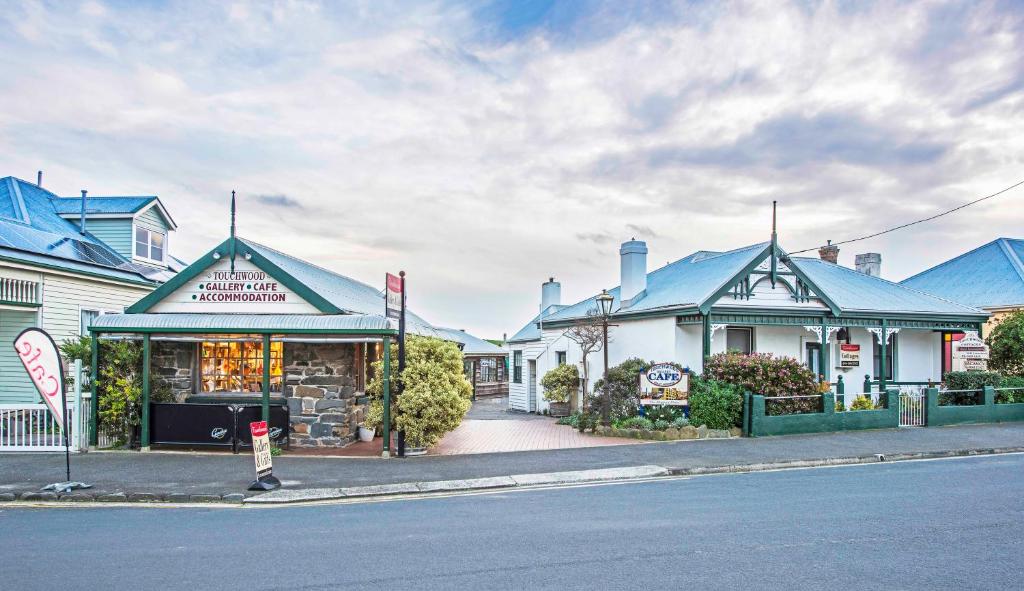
0 358 89 452
899 390 926 427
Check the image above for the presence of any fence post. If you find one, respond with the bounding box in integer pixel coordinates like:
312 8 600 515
742 391 751 437
73 359 83 452
925 387 938 426
983 385 995 407
836 375 845 396
823 392 835 416
750 395 765 437
863 374 871 394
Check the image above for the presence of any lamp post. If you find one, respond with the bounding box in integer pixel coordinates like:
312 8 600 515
596 289 614 425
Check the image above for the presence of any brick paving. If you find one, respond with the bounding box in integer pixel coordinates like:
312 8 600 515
431 419 642 455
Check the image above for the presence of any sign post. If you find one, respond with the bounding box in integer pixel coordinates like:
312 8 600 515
247 420 281 491
386 271 407 457
13 327 91 493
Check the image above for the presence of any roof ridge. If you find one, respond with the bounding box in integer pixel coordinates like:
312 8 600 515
996 238 1024 283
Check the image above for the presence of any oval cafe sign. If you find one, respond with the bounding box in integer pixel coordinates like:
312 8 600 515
640 363 689 406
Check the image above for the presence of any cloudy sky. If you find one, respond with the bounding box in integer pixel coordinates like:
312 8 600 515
2 0 1023 337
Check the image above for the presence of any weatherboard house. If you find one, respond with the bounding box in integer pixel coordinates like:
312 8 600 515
508 232 989 414
1 174 182 406
83 198 499 451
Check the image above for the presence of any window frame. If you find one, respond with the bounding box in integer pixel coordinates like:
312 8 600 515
198 340 284 394
513 350 523 383
725 326 754 354
79 307 116 336
134 225 167 263
556 351 567 366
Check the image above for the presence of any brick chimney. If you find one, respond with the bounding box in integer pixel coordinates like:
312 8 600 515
819 240 839 264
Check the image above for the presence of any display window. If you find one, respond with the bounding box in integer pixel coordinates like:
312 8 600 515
200 340 283 393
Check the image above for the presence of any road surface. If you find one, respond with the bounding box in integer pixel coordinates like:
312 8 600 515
2 454 1022 590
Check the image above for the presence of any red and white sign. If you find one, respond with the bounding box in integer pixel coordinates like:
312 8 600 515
250 420 273 479
839 344 861 368
13 328 66 429
386 273 402 319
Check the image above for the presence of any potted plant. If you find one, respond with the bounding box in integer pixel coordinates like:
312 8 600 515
358 425 375 442
542 364 579 418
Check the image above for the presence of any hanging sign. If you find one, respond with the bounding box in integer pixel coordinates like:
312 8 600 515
386 273 402 319
640 363 689 406
839 344 861 368
14 328 66 428
953 332 989 371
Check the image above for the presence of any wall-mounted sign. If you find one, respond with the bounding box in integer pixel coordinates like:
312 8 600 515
151 258 319 314
640 363 689 406
953 332 989 371
839 344 861 368
386 273 402 320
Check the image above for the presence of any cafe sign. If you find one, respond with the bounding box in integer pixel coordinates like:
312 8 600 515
953 332 989 371
151 257 319 314
640 363 689 406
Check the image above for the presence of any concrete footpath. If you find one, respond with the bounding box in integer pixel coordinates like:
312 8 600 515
1 423 1022 504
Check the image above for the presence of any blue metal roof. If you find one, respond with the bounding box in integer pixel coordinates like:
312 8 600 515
238 237 441 337
435 327 506 355
508 305 566 343
0 176 161 285
899 238 1024 309
51 196 155 215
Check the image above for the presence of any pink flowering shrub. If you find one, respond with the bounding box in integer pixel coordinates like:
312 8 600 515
703 352 820 415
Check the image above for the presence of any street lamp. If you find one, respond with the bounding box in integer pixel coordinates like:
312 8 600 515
596 289 614 425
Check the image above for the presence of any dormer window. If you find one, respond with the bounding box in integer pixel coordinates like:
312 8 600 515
135 226 165 262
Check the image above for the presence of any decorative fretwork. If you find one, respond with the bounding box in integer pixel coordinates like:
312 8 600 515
867 327 900 344
803 325 822 342
710 323 728 336
0 277 41 306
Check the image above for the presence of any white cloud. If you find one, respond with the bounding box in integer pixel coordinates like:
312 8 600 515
1 0 1023 337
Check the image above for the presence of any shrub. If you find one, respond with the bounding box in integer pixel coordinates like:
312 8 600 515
366 336 472 448
591 358 651 419
615 416 653 430
555 413 580 426
643 404 686 423
988 310 1024 376
671 416 690 429
540 363 579 403
942 371 998 405
704 352 819 414
850 395 876 411
688 376 743 429
652 419 670 431
996 375 1024 403
835 399 845 412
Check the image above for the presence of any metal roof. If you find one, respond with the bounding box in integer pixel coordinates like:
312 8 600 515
508 305 566 343
51 196 155 215
899 238 1024 309
90 313 394 333
435 327 507 355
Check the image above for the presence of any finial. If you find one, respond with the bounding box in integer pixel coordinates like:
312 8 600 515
229 191 237 273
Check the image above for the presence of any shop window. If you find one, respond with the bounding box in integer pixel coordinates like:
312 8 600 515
726 327 753 354
556 351 567 366
513 350 523 383
200 340 283 393
135 227 166 262
479 358 497 382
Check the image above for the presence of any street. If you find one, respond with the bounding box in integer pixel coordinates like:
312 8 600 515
2 454 1022 590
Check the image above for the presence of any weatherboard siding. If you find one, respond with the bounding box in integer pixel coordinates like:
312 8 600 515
0 310 39 403
84 219 133 258
40 273 152 345
135 206 169 234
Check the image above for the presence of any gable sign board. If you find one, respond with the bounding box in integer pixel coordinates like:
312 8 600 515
640 363 689 406
13 328 66 430
149 257 320 314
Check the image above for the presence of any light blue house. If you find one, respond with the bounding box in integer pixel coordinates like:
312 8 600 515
1 174 183 404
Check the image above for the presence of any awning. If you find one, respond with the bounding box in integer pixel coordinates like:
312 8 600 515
89 313 396 334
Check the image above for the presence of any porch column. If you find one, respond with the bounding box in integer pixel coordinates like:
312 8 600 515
879 319 888 391
89 331 99 449
701 313 711 369
819 317 828 382
141 333 151 451
261 334 271 423
382 336 391 458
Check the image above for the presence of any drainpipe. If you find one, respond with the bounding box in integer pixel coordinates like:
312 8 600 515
79 190 88 234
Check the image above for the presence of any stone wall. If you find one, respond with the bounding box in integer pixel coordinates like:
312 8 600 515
151 341 195 402
284 342 366 447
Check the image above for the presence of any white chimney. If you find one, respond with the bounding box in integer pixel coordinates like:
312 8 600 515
855 253 881 277
620 239 648 305
540 277 561 312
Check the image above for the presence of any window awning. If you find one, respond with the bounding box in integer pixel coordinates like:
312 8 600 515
89 313 396 334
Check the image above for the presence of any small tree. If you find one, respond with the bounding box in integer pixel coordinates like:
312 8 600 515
592 357 650 420
988 310 1024 376
563 310 609 410
541 364 579 403
366 336 473 448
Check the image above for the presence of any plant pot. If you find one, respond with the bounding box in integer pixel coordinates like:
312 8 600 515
358 426 375 442
405 446 428 456
549 401 570 417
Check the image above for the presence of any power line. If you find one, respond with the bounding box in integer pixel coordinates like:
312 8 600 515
788 178 1024 255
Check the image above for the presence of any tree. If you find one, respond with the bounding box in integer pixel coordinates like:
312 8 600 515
366 336 473 448
563 310 609 411
988 310 1024 376
591 357 650 419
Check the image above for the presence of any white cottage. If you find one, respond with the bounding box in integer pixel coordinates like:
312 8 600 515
508 233 988 414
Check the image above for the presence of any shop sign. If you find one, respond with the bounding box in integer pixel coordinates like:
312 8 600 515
250 421 273 479
640 363 688 406
839 344 861 368
386 273 402 319
151 258 319 314
13 328 66 429
953 332 989 371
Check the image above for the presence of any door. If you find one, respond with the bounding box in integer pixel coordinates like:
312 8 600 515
805 342 821 379
527 360 537 412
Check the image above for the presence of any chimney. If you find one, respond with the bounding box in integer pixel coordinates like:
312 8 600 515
855 253 882 277
540 277 561 312
79 190 88 235
36 170 43 187
620 238 648 305
819 240 839 264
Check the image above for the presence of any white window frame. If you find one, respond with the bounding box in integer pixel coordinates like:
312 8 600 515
134 225 166 264
725 327 754 354
79 307 116 336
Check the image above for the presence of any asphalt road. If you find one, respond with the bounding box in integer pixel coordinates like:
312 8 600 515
2 454 1022 590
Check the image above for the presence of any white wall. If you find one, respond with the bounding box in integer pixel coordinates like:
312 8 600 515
897 329 941 383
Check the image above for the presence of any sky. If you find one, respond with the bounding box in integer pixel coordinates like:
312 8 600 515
1 0 1023 338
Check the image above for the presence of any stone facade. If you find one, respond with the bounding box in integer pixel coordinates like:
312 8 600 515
284 342 366 447
151 341 195 402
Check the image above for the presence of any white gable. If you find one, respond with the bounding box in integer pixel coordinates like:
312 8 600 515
149 257 321 314
712 274 827 310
